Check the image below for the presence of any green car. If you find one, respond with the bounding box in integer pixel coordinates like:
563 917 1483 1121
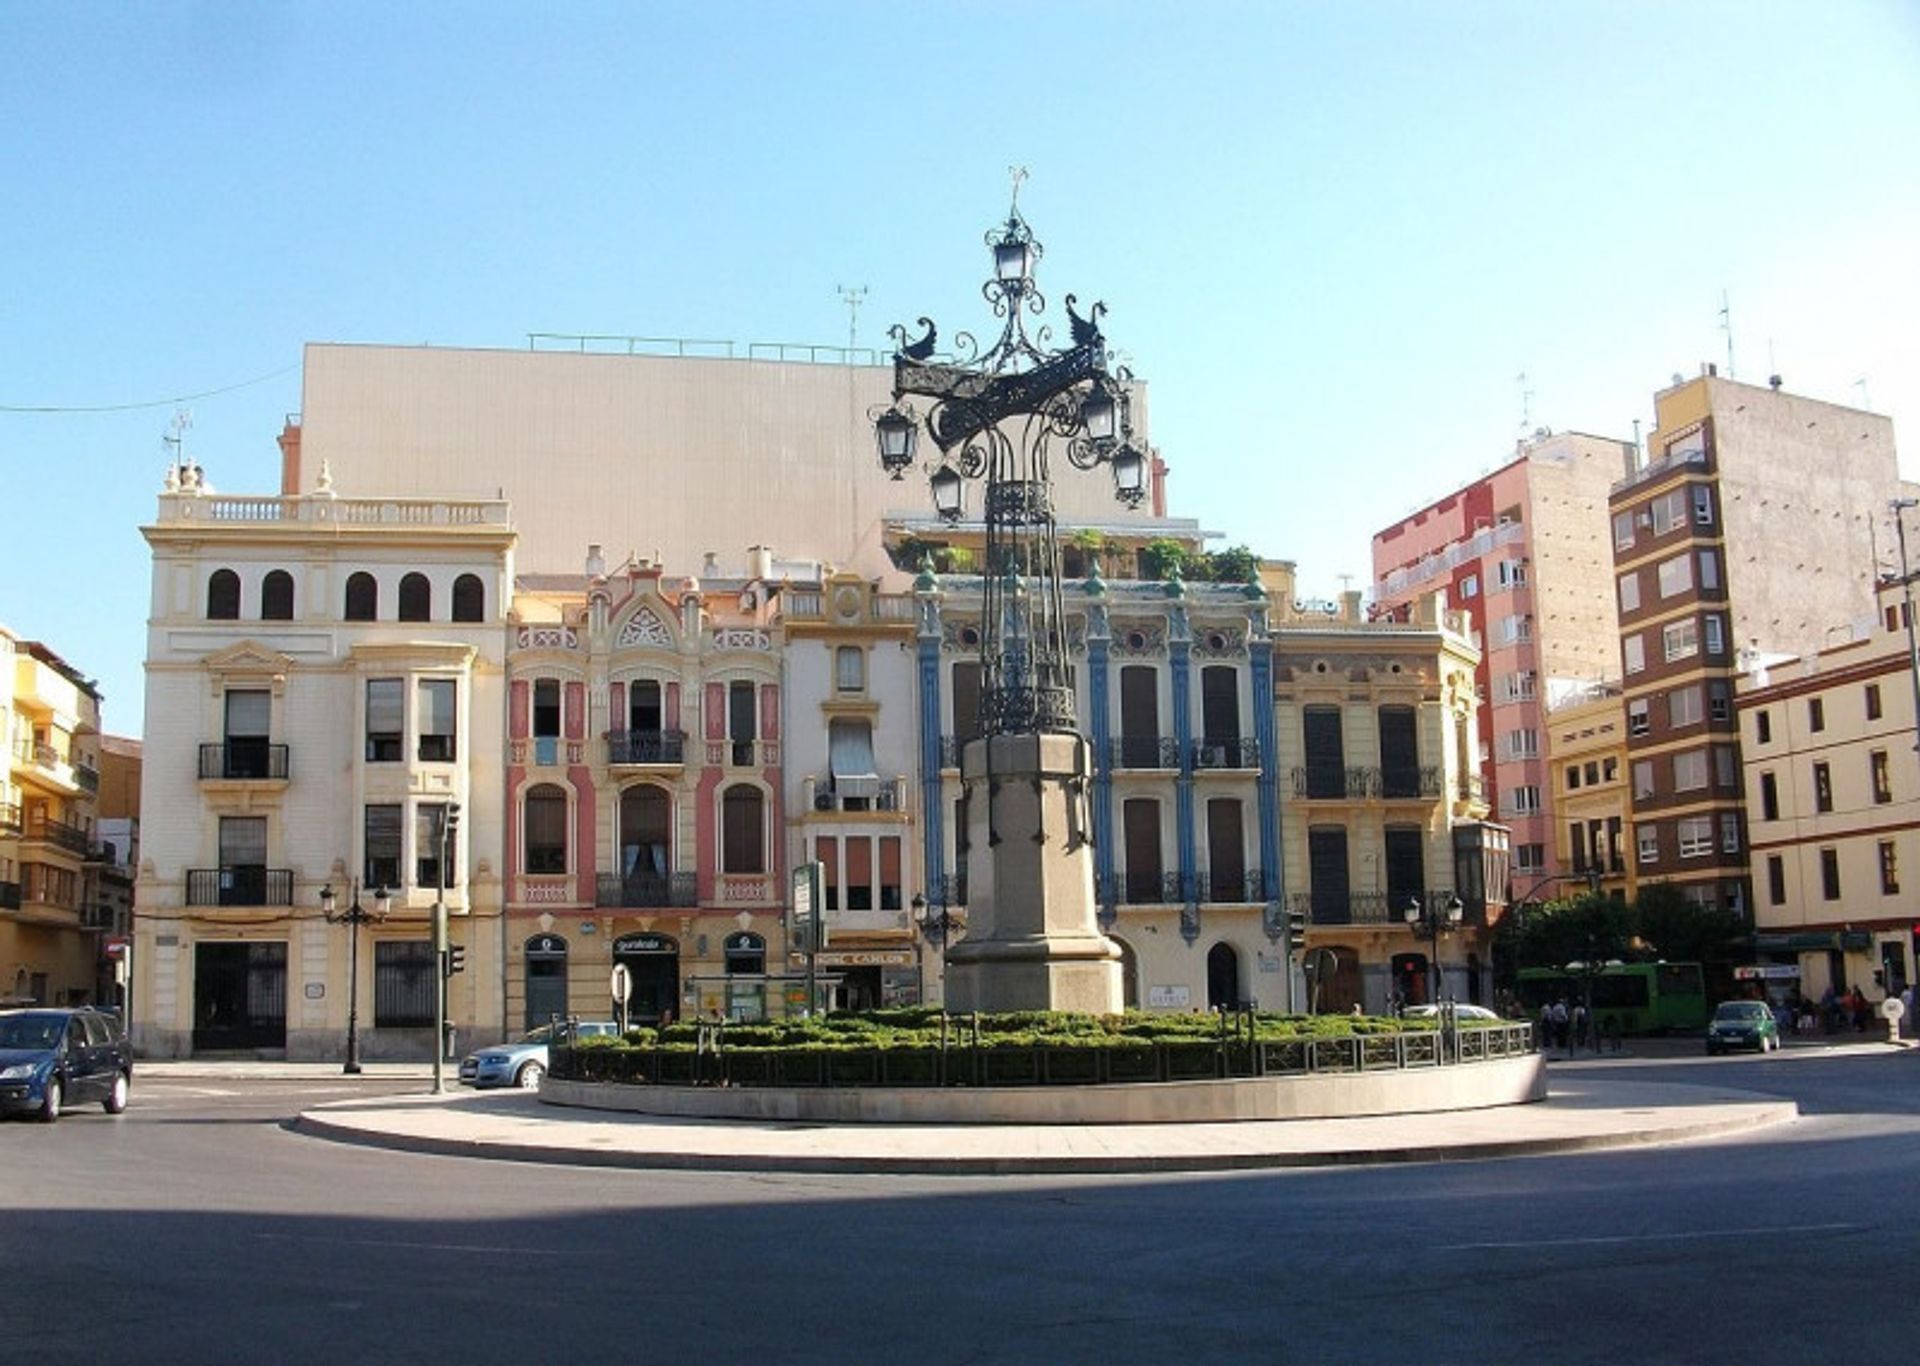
1706 1000 1781 1055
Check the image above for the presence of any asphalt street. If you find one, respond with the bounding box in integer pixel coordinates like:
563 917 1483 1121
5 1049 1918 1366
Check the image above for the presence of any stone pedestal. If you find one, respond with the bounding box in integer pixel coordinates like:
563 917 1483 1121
945 732 1123 1015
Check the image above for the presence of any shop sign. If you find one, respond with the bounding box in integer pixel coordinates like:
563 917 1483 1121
818 950 913 967
613 932 676 954
1734 965 1800 980
1148 985 1190 1008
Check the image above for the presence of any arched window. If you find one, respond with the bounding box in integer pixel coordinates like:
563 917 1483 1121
260 569 295 621
398 572 432 622
721 784 765 874
451 573 485 623
618 785 673 904
206 569 240 620
724 932 766 975
344 572 378 622
524 784 569 874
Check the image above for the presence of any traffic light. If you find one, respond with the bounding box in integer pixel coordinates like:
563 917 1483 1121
443 944 467 978
1287 906 1307 939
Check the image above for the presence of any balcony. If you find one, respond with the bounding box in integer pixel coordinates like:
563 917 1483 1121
1292 891 1397 926
595 871 698 909
74 763 99 795
706 739 779 768
185 867 295 907
1457 773 1487 804
1101 871 1183 906
23 814 92 857
198 742 290 781
1196 868 1265 904
606 729 686 766
0 880 19 911
1380 766 1445 800
1290 766 1378 800
0 802 19 835
1109 735 1180 771
1191 736 1259 771
810 778 904 814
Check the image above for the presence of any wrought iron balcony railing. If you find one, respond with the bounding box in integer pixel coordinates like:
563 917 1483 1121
1290 766 1376 799
1291 890 1397 926
0 802 19 835
595 872 699 909
74 763 100 794
1195 868 1265 904
605 729 687 765
1191 736 1260 771
1100 871 1184 906
186 866 295 907
1380 766 1445 799
1109 735 1181 771
23 814 92 857
198 742 290 781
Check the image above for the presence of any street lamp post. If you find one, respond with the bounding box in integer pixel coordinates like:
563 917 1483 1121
914 892 957 1006
320 879 391 1075
1890 501 1920 762
1403 893 1464 1004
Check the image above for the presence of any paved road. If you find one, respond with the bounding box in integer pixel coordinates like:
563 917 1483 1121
5 1052 1919 1366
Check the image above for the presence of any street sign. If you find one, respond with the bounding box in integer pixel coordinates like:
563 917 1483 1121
103 937 129 959
610 962 632 1005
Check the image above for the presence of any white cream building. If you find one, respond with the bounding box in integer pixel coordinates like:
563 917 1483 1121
134 466 513 1058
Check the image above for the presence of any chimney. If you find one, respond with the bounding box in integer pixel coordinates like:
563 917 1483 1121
585 544 606 579
277 418 302 495
747 545 774 580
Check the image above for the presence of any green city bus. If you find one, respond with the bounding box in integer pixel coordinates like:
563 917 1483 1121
1515 962 1709 1033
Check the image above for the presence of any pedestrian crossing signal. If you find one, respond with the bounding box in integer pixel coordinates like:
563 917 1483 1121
443 944 467 978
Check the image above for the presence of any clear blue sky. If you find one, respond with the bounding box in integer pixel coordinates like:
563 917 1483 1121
3 2 1916 736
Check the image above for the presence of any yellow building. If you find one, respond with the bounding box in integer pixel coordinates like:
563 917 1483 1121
1 625 104 1006
1545 688 1633 903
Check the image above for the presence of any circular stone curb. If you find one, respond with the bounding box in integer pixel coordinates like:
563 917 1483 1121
292 1090 1798 1175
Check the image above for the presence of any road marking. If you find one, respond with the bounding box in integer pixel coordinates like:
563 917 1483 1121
255 1232 568 1256
1440 1221 1862 1252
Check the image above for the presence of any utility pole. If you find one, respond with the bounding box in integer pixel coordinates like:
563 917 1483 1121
433 801 461 1094
837 284 867 356
1892 502 1920 760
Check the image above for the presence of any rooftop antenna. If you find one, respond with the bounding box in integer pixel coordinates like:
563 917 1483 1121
836 284 868 357
162 408 193 478
1515 371 1534 437
1718 290 1734 379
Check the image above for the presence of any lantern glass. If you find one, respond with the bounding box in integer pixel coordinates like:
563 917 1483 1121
1112 444 1146 500
875 411 916 471
931 466 964 519
994 239 1032 282
1445 896 1464 926
1404 898 1422 925
1081 387 1117 442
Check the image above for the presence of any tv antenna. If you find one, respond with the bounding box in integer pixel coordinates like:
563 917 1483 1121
836 284 868 355
1515 371 1534 434
162 408 193 475
1718 290 1734 379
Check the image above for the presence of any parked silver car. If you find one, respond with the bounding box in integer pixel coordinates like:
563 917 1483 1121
458 1021 621 1090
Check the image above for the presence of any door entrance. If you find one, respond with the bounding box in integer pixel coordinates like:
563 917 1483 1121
612 933 680 1024
524 933 568 1030
192 941 287 1052
1206 942 1240 1010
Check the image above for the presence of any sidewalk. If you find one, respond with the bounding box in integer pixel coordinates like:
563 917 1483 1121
293 1075 1799 1175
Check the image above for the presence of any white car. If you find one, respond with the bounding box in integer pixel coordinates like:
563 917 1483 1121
1401 1003 1502 1021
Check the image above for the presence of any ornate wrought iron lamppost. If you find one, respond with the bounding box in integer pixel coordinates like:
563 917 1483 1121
1404 894 1464 1004
320 879 391 1075
872 179 1138 1014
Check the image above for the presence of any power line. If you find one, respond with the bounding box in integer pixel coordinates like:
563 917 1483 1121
0 361 299 414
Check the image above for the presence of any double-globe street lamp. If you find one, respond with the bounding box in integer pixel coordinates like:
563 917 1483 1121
911 892 960 1004
319 879 391 1075
1403 893 1464 1005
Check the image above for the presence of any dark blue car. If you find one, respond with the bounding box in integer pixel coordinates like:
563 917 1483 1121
0 1008 133 1121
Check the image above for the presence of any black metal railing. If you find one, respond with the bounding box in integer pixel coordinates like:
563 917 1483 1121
197 742 290 781
1110 735 1181 770
1291 765 1371 799
185 867 295 907
1192 736 1260 770
23 815 92 856
552 1018 1539 1089
595 871 699 908
0 880 20 910
74 764 100 794
1292 891 1398 926
1196 868 1265 904
605 729 686 765
1381 765 1444 799
1099 871 1184 905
